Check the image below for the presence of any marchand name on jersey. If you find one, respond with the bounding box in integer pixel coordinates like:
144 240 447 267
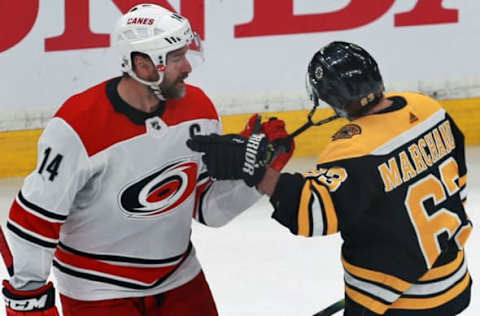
377 120 456 192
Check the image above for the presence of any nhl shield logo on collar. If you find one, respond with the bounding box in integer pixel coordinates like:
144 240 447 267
146 117 167 138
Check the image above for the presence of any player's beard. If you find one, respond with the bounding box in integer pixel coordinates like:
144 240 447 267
160 73 188 99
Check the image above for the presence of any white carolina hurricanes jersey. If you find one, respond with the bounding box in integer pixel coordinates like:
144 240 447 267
7 77 261 300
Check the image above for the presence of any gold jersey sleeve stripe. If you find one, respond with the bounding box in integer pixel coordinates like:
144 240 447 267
342 257 411 292
297 182 313 237
419 251 463 281
311 181 338 234
392 272 470 310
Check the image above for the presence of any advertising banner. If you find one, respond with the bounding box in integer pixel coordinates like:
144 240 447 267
1 0 479 131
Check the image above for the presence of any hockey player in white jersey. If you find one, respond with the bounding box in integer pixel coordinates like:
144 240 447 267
1 4 294 316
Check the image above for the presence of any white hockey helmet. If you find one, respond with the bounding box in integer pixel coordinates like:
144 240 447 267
112 3 204 99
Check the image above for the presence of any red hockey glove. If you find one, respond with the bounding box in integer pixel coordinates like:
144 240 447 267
2 280 59 316
239 113 261 137
239 114 294 171
261 118 295 172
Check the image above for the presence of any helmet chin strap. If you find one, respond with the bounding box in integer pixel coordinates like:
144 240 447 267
127 69 166 101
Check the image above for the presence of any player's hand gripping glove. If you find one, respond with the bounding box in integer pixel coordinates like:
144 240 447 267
240 114 295 172
187 132 271 187
2 280 59 316
239 113 262 138
187 114 295 186
260 117 295 171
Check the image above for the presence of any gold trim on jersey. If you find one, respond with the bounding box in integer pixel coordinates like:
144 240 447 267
297 180 338 237
312 181 338 235
298 183 313 236
343 251 469 314
392 273 470 310
342 257 411 292
454 223 472 250
318 93 447 164
345 285 391 314
419 250 464 281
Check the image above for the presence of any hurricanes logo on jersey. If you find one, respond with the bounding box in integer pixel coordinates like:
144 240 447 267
119 159 197 217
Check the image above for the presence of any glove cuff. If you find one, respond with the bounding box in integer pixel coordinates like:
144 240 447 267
2 280 56 312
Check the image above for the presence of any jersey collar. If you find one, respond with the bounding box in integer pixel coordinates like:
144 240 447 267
106 77 166 125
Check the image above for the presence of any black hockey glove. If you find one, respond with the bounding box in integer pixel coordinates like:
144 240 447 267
187 133 272 187
2 280 59 315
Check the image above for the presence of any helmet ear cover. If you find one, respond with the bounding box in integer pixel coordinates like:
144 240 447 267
306 41 384 120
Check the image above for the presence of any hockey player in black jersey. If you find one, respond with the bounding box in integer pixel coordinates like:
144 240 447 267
188 41 472 315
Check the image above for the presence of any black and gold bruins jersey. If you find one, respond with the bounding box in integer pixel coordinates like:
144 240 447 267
270 92 472 315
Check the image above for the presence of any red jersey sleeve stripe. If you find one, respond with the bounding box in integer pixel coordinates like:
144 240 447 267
6 221 58 248
9 200 62 240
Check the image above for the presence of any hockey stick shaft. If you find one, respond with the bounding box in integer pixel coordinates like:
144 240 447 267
287 114 339 140
270 114 339 155
0 225 14 277
287 115 338 139
313 298 345 316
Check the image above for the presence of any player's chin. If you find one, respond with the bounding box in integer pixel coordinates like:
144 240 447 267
177 81 186 90
164 84 186 99
175 82 186 97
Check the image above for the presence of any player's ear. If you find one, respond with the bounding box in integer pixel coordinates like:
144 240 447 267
132 54 154 75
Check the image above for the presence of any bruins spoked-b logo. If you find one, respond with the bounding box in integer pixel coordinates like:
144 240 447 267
119 159 197 217
332 124 362 141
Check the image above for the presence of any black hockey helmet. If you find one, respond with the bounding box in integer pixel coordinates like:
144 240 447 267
306 41 385 120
